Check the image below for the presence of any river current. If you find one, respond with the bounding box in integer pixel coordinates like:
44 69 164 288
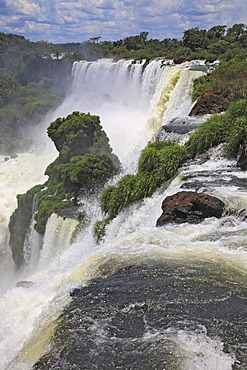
0 59 246 369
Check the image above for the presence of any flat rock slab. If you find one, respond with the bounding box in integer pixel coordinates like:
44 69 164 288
156 190 224 226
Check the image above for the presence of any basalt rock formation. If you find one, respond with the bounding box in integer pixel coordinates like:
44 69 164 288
156 190 224 227
9 111 120 268
189 90 229 116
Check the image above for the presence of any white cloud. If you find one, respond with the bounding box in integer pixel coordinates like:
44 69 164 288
0 0 246 43
6 0 41 16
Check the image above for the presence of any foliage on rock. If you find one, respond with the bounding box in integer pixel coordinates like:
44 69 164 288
223 100 247 157
47 111 119 166
186 114 227 156
94 141 186 241
32 112 120 235
9 112 120 265
192 58 247 104
186 99 247 158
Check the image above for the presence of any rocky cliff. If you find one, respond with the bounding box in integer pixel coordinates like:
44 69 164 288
9 111 120 268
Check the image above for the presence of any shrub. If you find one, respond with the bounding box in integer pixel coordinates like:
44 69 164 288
93 217 111 243
186 114 227 156
224 116 247 157
94 141 186 240
63 154 118 192
138 141 186 180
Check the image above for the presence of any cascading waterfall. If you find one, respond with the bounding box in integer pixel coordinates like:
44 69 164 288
38 214 79 268
55 58 204 161
0 151 57 293
1 58 246 370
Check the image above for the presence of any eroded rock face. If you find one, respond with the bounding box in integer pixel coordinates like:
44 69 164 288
156 191 224 227
189 90 229 116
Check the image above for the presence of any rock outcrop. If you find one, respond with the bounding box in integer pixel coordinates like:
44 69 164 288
9 111 120 268
156 191 224 227
189 90 229 116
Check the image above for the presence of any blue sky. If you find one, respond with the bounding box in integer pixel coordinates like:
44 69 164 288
0 0 246 43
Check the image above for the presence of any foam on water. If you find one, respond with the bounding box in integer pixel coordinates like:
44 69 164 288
1 59 245 369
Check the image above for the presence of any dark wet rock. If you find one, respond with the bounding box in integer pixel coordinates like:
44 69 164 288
173 57 187 64
156 190 224 226
188 65 208 72
55 205 81 220
189 90 229 116
16 280 34 288
158 118 199 135
237 146 247 170
9 187 40 267
156 118 200 143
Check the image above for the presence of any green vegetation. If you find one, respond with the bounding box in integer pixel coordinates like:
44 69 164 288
63 154 117 192
94 141 186 241
186 99 247 158
186 114 227 156
0 23 246 154
223 100 247 157
0 33 74 154
73 23 247 61
9 112 120 256
192 58 247 102
0 76 62 153
33 112 120 235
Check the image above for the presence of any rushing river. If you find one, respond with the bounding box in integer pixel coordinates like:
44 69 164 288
0 59 246 369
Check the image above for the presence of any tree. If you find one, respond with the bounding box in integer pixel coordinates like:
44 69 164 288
207 25 226 40
89 36 101 43
226 23 247 46
183 28 208 51
208 40 230 55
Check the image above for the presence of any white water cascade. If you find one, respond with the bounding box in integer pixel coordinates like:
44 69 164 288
53 58 204 161
1 59 246 369
0 151 57 293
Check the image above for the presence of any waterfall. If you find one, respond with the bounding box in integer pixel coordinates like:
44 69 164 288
1 59 246 369
52 58 204 162
39 214 79 268
0 152 56 293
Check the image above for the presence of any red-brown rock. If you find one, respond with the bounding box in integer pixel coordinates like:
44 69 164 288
189 90 229 116
156 191 224 227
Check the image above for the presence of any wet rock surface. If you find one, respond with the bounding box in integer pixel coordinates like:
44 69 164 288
189 90 229 115
156 190 224 226
237 146 247 170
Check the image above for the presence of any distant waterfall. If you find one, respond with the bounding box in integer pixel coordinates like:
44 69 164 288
56 58 204 161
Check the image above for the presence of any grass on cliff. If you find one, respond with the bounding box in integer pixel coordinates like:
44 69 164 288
186 99 247 158
94 141 186 242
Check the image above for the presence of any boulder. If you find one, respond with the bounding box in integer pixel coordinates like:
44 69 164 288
189 90 229 116
156 191 224 227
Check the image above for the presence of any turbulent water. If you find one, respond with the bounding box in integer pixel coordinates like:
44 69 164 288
0 59 247 370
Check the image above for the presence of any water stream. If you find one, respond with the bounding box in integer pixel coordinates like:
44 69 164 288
0 59 246 369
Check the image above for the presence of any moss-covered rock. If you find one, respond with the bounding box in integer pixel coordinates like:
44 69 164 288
47 111 119 166
9 111 120 267
9 184 43 266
